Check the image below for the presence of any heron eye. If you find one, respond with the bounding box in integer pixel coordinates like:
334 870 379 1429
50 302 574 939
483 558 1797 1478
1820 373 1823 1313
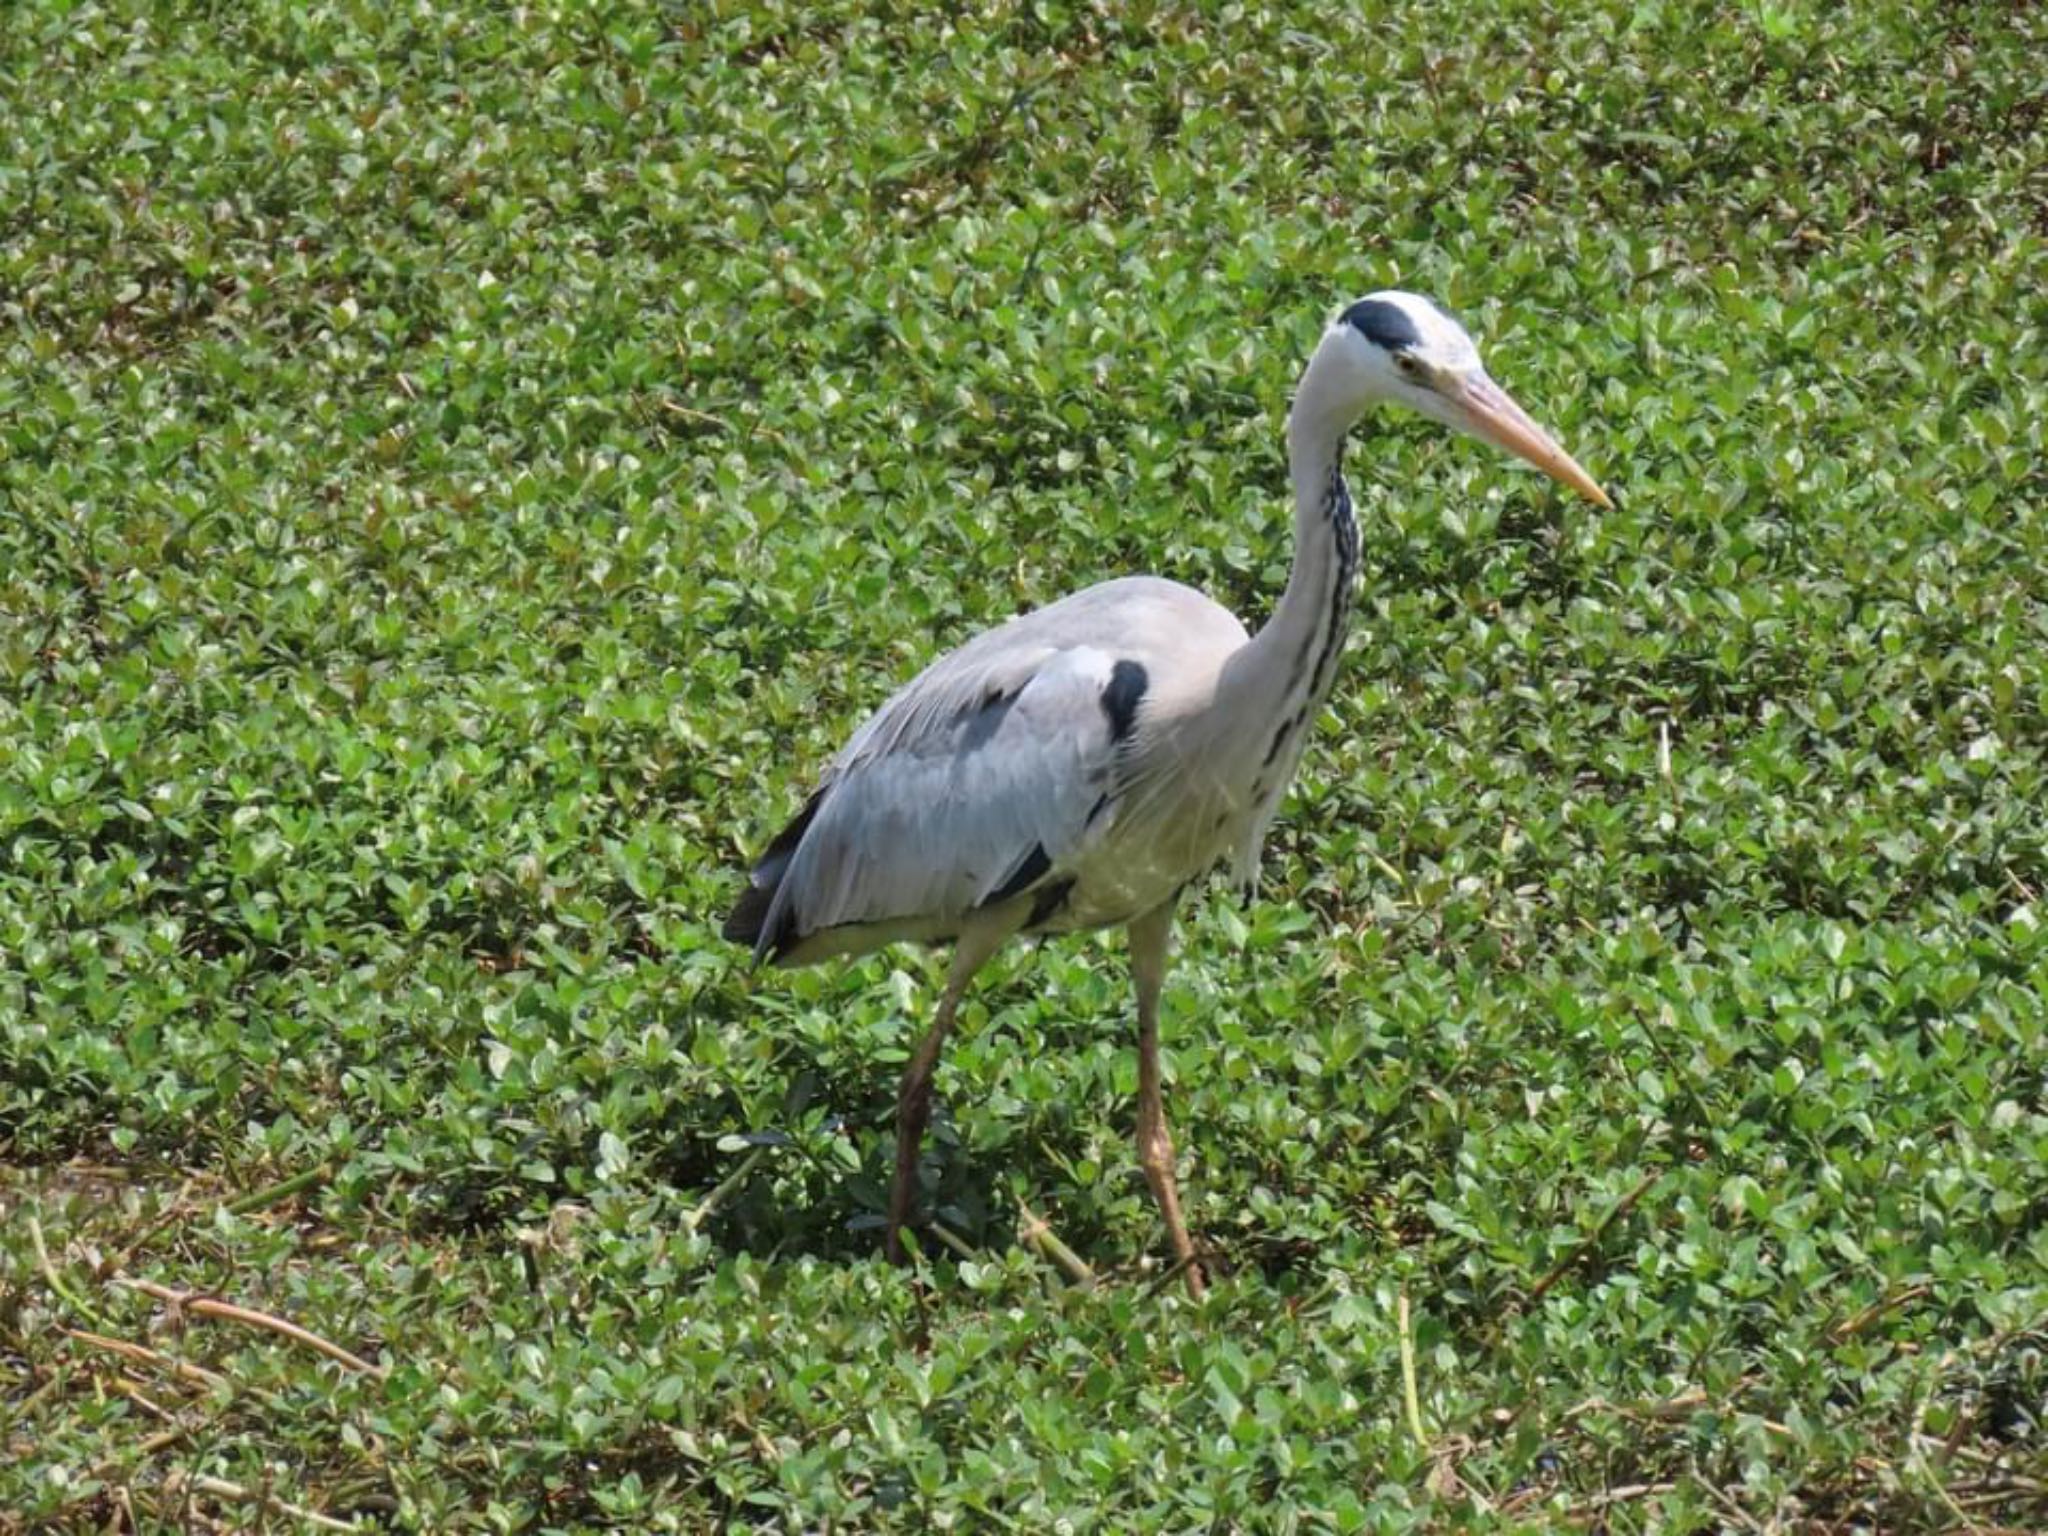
1393 352 1423 378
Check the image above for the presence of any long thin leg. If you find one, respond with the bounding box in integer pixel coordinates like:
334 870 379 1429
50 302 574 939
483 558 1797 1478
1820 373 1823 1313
886 920 1011 1265
1129 901 1205 1297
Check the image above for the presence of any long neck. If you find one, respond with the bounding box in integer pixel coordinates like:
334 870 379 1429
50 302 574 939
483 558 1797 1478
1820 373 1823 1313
1196 346 1376 843
1209 377 1362 794
1263 400 1362 693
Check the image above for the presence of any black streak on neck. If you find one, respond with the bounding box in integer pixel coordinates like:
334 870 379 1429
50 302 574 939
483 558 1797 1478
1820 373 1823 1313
1305 465 1360 706
1264 458 1359 772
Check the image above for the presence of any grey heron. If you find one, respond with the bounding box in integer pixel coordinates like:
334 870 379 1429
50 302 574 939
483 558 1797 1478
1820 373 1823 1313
725 292 1610 1293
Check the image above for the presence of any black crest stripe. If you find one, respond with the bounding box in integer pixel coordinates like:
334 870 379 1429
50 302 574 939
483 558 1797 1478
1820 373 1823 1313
1340 297 1422 352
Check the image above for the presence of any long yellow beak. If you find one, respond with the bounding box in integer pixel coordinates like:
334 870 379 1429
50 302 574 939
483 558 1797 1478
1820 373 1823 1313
1450 372 1612 509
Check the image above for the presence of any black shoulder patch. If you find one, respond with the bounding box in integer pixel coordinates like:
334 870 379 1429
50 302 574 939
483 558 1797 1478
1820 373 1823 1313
984 842 1051 906
1340 297 1422 353
1027 876 1076 929
1101 659 1148 744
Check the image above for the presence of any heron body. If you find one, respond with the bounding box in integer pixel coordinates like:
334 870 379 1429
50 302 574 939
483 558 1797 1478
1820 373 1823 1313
725 292 1609 1291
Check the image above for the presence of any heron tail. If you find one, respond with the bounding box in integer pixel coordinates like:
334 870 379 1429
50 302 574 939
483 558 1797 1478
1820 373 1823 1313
722 788 825 962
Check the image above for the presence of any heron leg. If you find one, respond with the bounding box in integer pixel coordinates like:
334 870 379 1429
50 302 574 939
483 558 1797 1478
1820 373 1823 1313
886 921 1009 1265
1130 901 1205 1297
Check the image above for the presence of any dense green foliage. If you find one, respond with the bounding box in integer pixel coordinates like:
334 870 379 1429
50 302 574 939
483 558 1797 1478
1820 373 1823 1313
4 0 2046 1528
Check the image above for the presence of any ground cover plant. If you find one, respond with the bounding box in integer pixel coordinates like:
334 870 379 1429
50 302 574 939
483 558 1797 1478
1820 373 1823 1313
3 0 2046 1528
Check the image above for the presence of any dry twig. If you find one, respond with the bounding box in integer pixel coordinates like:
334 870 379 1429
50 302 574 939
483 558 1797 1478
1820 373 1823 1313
1525 1169 1662 1307
163 1470 360 1533
1688 1471 1768 1534
114 1277 387 1379
1571 1481 1677 1519
1828 1282 1932 1342
62 1329 228 1393
110 1376 178 1424
1140 1250 1199 1301
95 1179 202 1279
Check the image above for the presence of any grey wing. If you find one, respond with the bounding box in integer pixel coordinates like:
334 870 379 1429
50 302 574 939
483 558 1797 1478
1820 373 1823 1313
726 639 1139 964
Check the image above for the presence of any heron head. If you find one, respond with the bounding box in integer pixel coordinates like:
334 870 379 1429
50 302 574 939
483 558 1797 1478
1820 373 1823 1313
1312 290 1611 509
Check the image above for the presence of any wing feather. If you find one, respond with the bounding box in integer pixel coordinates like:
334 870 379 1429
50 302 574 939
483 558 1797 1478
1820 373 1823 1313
757 643 1124 953
729 577 1249 964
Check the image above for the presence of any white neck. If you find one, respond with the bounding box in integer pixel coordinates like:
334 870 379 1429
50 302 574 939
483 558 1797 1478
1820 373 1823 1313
1206 339 1367 820
1251 343 1365 695
1271 349 1364 654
